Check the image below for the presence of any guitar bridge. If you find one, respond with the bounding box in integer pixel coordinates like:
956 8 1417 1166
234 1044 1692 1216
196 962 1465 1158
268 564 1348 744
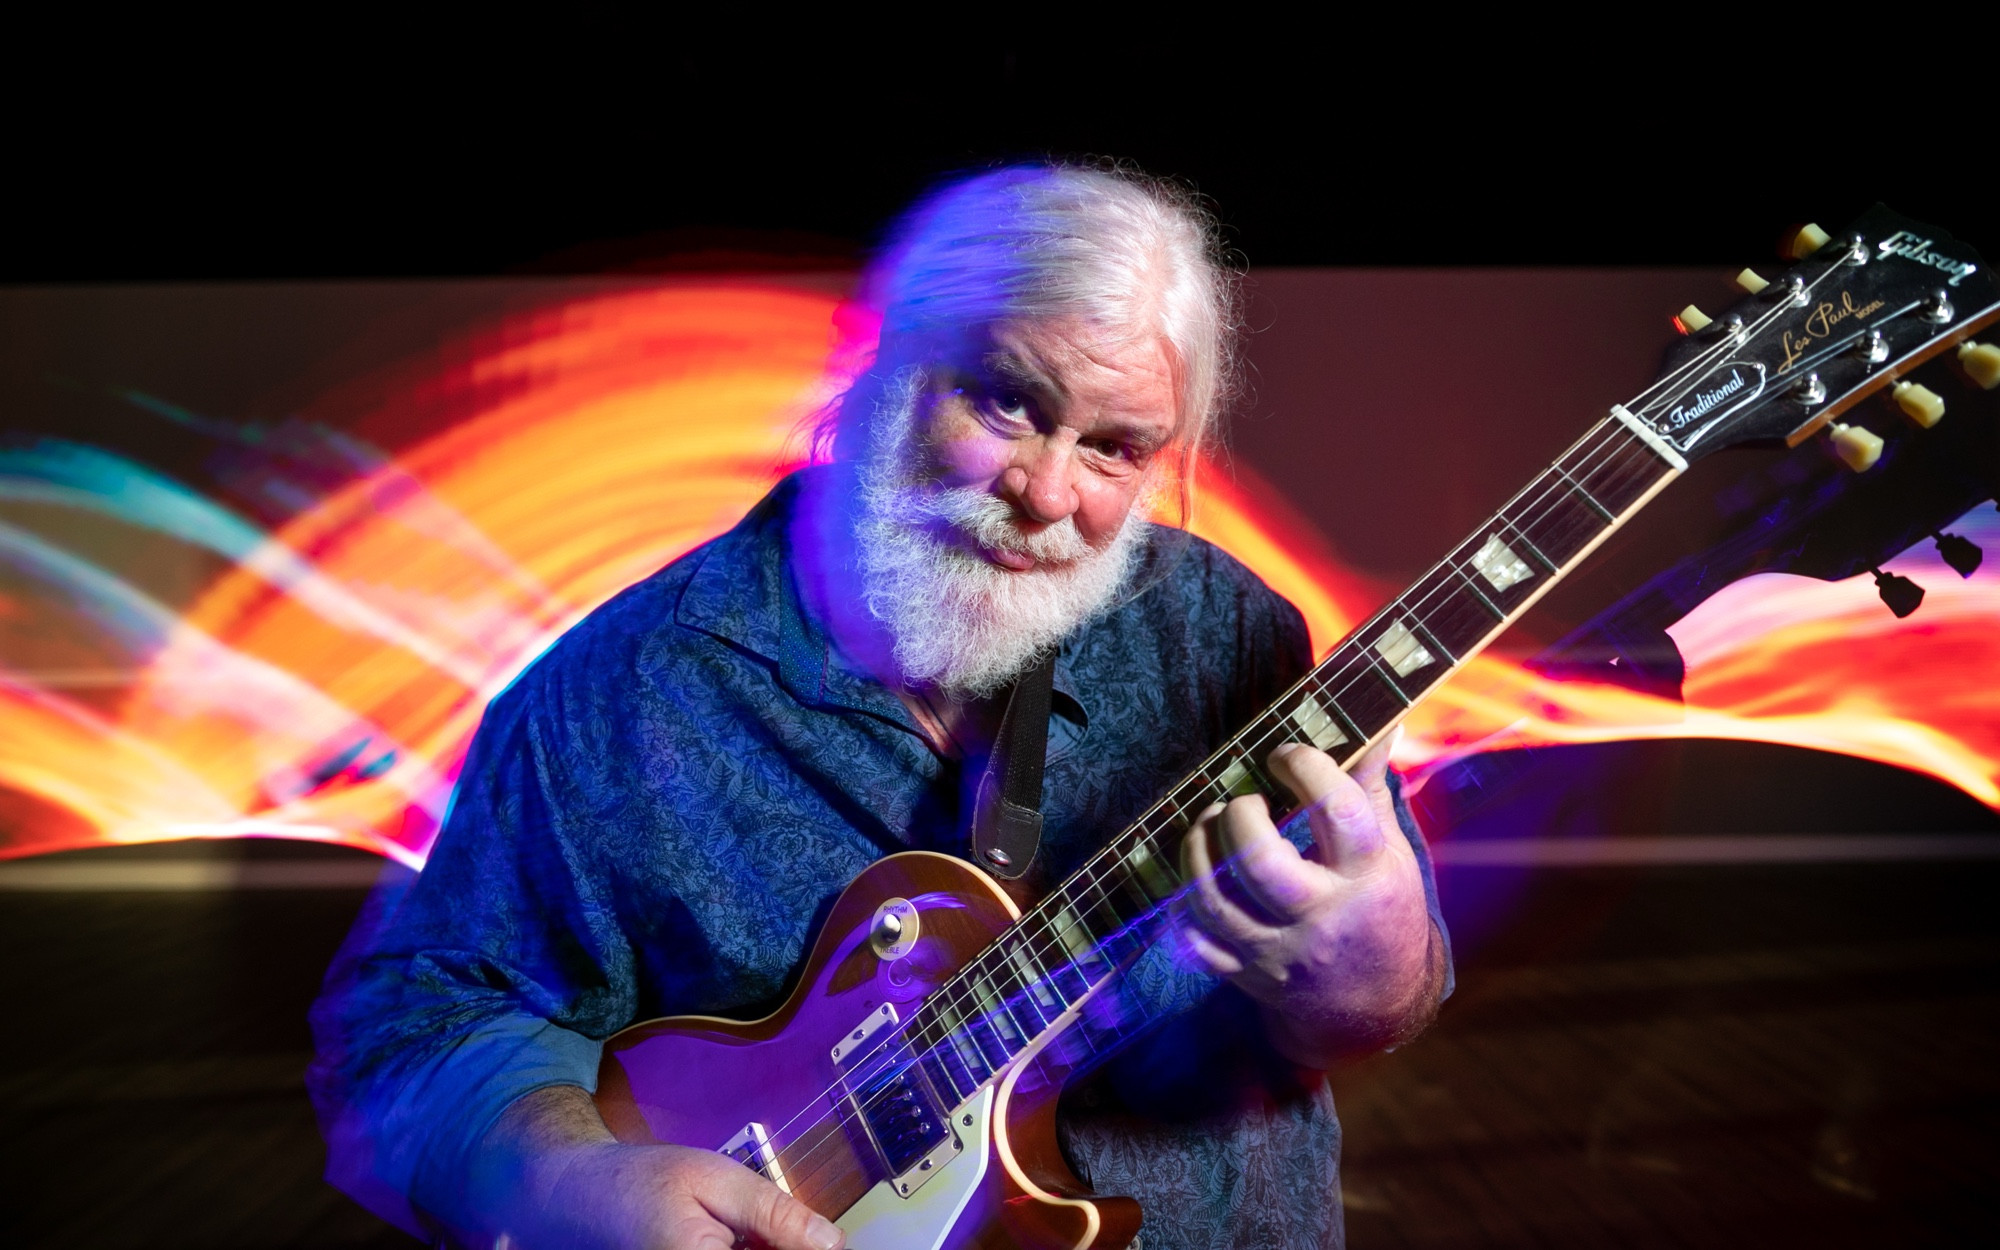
718 1121 789 1193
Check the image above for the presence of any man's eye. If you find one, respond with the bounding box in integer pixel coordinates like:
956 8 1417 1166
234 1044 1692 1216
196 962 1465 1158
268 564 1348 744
1084 438 1135 462
989 391 1031 422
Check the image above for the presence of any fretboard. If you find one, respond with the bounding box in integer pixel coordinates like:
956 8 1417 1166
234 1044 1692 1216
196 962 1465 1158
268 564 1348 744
896 412 1686 1108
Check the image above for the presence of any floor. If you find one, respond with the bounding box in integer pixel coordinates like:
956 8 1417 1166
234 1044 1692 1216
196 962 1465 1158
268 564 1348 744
3 841 1997 1248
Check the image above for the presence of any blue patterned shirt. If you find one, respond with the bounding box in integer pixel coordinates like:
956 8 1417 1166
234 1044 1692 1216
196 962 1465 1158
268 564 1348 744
310 468 1450 1249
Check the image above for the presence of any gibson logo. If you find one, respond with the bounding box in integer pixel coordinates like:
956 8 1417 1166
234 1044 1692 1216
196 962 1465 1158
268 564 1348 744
1779 289 1887 372
1659 366 1755 432
1877 231 1978 287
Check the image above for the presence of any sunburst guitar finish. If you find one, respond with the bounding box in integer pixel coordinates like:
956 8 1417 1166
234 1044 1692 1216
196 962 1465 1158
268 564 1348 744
596 852 1140 1250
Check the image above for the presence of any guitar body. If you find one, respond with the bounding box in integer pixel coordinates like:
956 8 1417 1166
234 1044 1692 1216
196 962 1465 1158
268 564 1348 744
596 851 1141 1250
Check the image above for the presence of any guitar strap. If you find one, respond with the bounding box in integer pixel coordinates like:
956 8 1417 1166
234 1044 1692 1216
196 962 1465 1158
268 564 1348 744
969 648 1056 880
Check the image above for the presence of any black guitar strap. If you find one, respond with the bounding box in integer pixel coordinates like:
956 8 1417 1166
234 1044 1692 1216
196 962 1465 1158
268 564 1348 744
970 648 1056 880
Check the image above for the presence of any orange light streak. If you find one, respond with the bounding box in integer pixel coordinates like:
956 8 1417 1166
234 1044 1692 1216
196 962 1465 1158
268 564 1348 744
0 281 1992 865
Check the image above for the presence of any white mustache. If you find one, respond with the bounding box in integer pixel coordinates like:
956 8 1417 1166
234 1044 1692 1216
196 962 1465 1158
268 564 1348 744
907 486 1095 564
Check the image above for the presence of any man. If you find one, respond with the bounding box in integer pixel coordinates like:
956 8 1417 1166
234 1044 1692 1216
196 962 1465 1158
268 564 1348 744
311 163 1451 1250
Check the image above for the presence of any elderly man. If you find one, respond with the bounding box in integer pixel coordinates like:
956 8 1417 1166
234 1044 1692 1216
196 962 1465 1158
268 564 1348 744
312 163 1450 1250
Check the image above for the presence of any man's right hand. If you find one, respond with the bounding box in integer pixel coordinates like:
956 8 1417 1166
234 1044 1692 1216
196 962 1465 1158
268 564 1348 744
469 1085 844 1250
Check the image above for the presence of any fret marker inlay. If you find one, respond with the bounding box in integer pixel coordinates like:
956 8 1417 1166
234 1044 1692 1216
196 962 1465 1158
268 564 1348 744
1289 694 1351 750
1215 757 1262 797
1374 620 1436 677
1124 843 1179 901
1471 534 1533 592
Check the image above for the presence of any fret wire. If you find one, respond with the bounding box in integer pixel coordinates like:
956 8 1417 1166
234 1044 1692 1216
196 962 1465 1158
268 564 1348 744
1555 464 1616 521
1497 514 1559 572
1410 617 1458 666
1364 655 1416 706
1451 563 1507 619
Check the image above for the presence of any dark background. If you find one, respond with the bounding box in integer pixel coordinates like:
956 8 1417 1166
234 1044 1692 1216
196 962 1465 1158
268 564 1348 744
9 42 1998 281
5 38 1998 1249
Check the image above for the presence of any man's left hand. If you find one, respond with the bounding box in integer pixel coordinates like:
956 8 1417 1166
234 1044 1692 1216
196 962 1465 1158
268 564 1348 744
1173 734 1440 1067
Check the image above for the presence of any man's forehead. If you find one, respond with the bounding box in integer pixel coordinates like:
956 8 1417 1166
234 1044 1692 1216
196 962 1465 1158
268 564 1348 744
973 319 1178 409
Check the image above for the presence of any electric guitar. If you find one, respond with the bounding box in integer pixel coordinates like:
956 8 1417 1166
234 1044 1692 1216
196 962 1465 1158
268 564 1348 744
594 208 2000 1249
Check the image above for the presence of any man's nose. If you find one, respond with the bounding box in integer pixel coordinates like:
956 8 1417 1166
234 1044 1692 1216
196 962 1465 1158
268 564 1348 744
1001 439 1080 525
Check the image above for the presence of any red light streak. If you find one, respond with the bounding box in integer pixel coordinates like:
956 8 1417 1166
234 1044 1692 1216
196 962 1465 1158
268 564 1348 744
0 282 1992 864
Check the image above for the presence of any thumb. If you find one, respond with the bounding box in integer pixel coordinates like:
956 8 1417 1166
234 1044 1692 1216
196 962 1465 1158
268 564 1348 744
699 1162 844 1250
1350 726 1398 796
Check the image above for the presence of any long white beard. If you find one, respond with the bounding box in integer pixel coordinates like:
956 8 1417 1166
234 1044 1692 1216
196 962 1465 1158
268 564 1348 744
853 381 1143 701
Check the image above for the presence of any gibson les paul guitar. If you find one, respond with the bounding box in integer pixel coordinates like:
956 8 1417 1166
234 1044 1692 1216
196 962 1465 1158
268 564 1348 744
595 207 2000 1249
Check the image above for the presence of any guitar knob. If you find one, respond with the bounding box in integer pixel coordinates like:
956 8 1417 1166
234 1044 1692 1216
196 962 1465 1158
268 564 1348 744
1675 305 1712 334
1734 268 1770 294
1786 223 1832 260
1891 381 1946 428
1959 341 2000 390
1828 422 1884 472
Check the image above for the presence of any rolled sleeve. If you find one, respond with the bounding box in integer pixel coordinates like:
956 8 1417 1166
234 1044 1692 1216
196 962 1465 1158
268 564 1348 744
310 663 637 1234
395 1015 604 1213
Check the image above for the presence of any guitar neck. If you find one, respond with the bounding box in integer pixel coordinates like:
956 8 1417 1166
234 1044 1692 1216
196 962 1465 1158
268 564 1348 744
896 412 1687 1102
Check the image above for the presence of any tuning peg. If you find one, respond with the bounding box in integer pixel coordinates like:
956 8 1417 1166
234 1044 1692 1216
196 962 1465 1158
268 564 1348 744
1827 422 1884 472
1872 567 1925 618
1786 223 1832 260
1891 380 1946 428
1959 341 2000 390
1935 531 1984 578
1674 305 1712 334
1734 268 1770 295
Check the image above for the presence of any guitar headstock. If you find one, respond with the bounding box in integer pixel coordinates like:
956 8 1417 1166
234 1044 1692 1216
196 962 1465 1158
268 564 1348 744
1626 205 2000 464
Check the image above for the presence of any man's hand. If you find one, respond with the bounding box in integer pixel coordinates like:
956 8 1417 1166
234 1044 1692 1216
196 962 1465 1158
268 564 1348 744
1173 734 1441 1067
467 1085 844 1250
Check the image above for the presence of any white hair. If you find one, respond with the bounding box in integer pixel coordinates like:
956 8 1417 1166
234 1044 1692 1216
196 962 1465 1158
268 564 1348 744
824 162 1240 468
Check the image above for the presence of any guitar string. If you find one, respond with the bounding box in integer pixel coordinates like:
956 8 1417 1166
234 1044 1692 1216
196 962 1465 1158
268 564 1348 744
842 243 1857 1095
749 417 1672 1194
762 402 1716 1196
740 254 1859 1194
983 251 1876 1036
966 251 1875 1080
758 406 1702 1193
765 423 1700 1203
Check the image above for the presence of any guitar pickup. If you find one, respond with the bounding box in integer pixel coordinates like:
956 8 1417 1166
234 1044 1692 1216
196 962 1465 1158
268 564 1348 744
719 1121 789 1193
830 1001 898 1066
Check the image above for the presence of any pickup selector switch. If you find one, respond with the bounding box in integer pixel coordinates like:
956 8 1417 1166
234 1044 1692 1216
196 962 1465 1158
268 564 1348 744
870 898 919 959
